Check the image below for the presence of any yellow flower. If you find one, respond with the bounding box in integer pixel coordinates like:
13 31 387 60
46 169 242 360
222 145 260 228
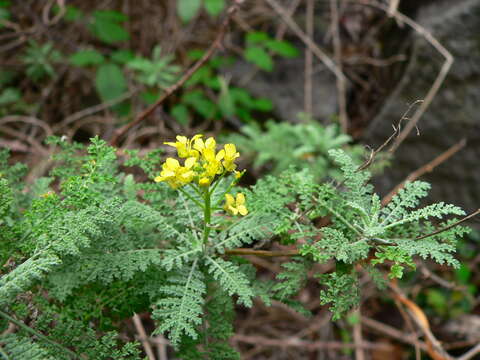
217 144 240 172
224 193 248 216
165 134 203 158
193 137 216 154
155 157 196 189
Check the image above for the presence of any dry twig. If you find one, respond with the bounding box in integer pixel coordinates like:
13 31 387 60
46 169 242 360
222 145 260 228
330 0 349 132
132 313 156 360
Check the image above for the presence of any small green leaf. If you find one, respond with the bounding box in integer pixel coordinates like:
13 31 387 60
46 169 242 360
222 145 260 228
90 12 130 44
253 98 273 111
187 49 205 60
171 104 190 125
182 91 216 118
177 0 201 23
111 49 135 64
244 46 273 71
95 63 127 102
246 31 270 44
93 10 128 22
204 0 225 17
70 50 105 67
53 5 83 21
140 91 159 105
265 39 299 58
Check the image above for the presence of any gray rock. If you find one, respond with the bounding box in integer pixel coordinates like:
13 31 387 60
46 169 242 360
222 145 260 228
365 0 480 214
227 57 338 123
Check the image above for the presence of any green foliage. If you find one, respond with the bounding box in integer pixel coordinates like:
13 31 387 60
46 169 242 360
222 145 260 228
226 119 362 180
89 10 130 44
95 63 127 103
21 41 62 82
244 31 299 71
0 334 54 360
177 0 226 23
0 136 470 357
127 46 180 88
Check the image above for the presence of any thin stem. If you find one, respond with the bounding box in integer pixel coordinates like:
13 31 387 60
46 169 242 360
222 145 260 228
0 310 80 359
202 188 212 247
177 187 203 209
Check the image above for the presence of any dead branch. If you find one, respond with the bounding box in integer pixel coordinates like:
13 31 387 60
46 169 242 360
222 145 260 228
132 313 156 360
330 0 349 132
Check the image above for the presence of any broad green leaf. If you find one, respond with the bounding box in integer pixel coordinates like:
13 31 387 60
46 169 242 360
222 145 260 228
95 63 127 102
53 5 83 21
244 46 273 71
230 88 253 107
204 0 225 17
182 91 216 118
265 39 299 58
171 104 190 125
140 91 159 105
69 50 105 67
90 17 129 44
93 10 128 22
111 49 135 64
187 49 204 60
246 31 270 44
253 98 273 111
177 0 201 23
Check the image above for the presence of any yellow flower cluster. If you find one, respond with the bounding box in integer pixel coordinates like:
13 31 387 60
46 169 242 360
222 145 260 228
155 134 240 189
224 193 248 216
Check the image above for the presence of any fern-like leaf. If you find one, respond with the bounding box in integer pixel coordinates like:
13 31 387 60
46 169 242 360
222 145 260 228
153 261 205 346
205 257 254 307
0 334 54 360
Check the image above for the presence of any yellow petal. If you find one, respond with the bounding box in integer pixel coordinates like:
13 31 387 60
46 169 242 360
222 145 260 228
205 137 216 149
225 193 234 205
161 170 175 178
176 135 188 144
193 138 205 151
236 193 245 205
165 158 180 170
216 149 225 161
199 177 211 187
191 134 203 142
184 157 196 168
164 141 177 148
154 176 163 182
180 170 194 181
238 205 248 216
224 144 236 157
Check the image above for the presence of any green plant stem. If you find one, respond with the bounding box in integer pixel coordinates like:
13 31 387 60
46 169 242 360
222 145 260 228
0 310 80 359
178 187 203 209
202 188 212 247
